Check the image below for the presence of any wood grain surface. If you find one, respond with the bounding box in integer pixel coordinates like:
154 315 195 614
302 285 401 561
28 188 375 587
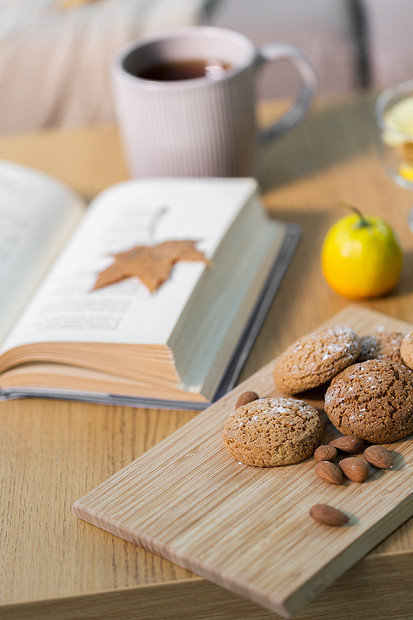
73 306 413 618
1 95 413 619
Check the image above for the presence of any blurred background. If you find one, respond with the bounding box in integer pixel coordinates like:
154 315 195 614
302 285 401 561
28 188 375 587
0 0 411 134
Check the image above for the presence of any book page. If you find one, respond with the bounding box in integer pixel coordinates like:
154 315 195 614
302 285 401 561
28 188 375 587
0 178 257 353
0 161 84 344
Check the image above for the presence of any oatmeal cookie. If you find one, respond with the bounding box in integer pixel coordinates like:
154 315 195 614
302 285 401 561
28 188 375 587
401 331 413 368
358 330 404 364
273 326 361 394
222 397 323 467
324 359 413 443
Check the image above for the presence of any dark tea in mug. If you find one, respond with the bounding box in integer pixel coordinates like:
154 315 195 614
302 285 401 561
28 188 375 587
137 58 231 81
113 26 316 177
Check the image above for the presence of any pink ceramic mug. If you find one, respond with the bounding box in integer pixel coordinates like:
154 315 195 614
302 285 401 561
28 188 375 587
112 27 317 178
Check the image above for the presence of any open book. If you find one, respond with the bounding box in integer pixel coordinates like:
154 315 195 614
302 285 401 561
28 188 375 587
0 161 300 409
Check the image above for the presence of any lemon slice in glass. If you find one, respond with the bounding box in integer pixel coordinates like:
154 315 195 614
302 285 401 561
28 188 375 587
383 95 413 146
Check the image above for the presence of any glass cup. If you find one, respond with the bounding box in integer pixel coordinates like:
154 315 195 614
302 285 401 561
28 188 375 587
375 80 413 229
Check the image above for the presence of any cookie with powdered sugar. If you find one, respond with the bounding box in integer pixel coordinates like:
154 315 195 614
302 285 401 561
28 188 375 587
273 326 361 394
223 397 323 467
325 359 413 443
401 331 413 368
358 329 404 364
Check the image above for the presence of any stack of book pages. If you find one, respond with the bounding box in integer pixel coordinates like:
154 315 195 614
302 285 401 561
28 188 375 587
0 162 299 408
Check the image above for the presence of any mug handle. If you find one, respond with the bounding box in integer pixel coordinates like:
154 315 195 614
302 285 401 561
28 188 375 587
255 43 317 144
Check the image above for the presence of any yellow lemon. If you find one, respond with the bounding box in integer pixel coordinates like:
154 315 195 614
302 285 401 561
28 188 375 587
321 209 403 299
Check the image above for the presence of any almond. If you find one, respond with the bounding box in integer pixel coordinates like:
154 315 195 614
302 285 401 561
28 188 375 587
329 436 364 453
314 444 337 462
235 391 259 408
315 461 343 485
339 456 370 482
364 445 394 469
309 504 349 526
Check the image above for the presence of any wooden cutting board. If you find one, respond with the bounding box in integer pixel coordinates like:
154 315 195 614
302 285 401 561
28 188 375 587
74 305 413 618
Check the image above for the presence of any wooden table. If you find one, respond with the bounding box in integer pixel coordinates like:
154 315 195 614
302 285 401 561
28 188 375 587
0 96 412 619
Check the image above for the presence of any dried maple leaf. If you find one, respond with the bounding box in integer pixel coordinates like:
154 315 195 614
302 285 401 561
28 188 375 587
92 240 211 293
